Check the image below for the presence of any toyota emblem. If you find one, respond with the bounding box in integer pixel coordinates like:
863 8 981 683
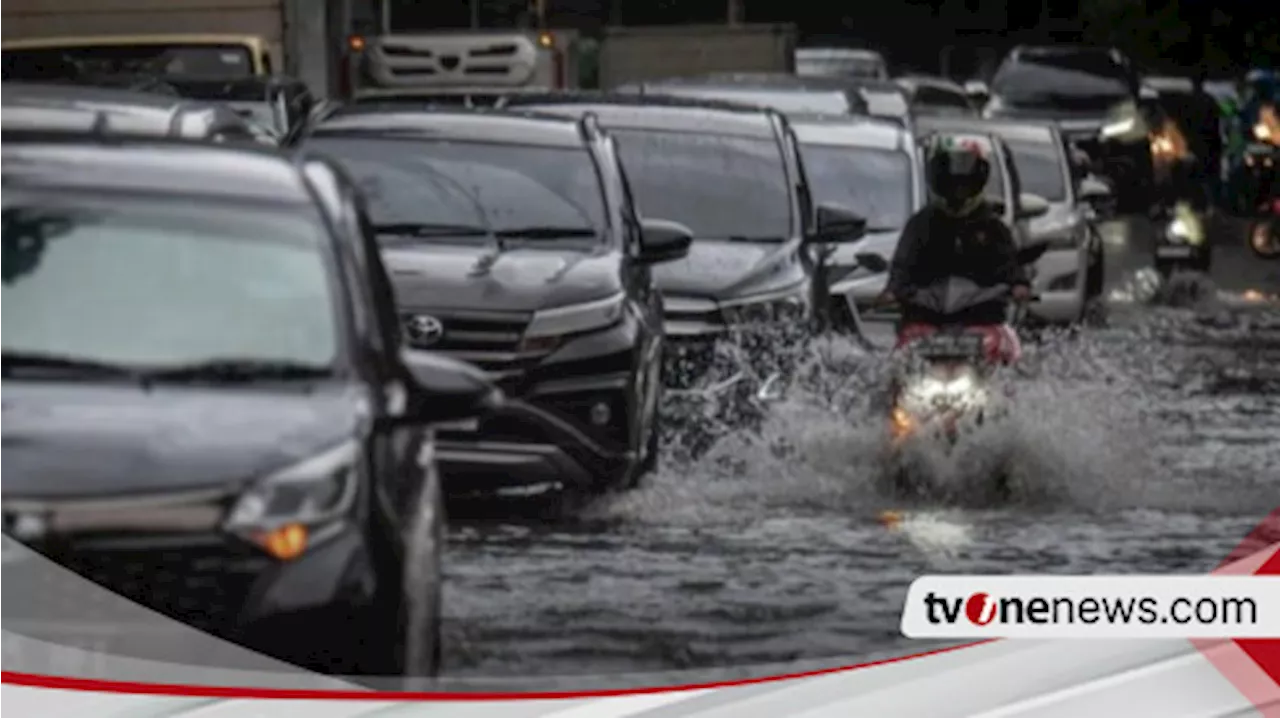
406 314 445 346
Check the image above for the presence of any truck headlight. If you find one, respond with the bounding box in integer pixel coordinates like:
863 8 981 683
521 292 626 351
225 440 360 560
719 285 810 324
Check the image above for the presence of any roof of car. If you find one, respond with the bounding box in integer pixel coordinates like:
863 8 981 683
895 75 968 94
796 47 885 60
501 92 779 139
914 115 1059 144
3 80 186 110
308 106 589 148
2 137 315 205
2 34 268 49
789 115 911 151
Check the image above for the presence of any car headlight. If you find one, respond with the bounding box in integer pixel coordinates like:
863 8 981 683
521 292 626 351
1166 216 1205 245
225 440 360 559
1100 103 1146 141
719 285 810 325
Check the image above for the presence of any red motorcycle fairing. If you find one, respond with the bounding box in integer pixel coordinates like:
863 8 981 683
894 322 1022 365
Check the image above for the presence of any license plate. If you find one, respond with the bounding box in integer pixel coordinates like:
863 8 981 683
1156 245 1194 258
913 333 983 358
1247 142 1276 155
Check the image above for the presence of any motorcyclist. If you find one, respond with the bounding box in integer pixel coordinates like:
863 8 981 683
880 135 1031 326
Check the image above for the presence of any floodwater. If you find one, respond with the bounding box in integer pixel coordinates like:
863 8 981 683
441 216 1280 680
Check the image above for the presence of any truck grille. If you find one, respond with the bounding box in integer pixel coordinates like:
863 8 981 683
400 309 545 388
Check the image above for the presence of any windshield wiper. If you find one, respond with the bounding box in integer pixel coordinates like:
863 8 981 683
493 226 598 240
1 351 147 381
144 359 333 384
374 223 492 241
720 235 787 243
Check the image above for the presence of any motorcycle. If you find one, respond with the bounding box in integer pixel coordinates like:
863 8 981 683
875 241 1049 495
1244 140 1274 257
1153 199 1212 277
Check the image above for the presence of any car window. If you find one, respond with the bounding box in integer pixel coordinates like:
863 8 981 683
992 52 1133 105
1002 137 1067 202
800 143 914 230
609 128 794 240
2 190 340 369
303 136 609 246
915 86 972 109
2 44 255 82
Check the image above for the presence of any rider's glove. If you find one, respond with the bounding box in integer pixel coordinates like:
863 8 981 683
1011 284 1032 302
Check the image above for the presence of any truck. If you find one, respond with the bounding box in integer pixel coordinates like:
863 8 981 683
346 0 794 101
1 0 344 99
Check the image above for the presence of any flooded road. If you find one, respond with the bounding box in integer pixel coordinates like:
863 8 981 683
441 215 1280 680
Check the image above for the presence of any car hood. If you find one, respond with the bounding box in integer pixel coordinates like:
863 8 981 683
1026 202 1081 236
383 244 621 312
1 382 368 499
652 239 801 299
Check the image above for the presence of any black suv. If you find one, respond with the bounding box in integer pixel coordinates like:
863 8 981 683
501 93 869 369
1 130 501 677
293 105 695 498
983 45 1156 211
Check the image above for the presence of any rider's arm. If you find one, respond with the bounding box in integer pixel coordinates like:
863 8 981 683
988 220 1030 289
886 213 926 297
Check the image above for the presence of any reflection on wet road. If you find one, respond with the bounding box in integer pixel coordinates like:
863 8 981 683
441 215 1279 679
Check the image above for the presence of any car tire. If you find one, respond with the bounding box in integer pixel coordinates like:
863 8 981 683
400 461 444 679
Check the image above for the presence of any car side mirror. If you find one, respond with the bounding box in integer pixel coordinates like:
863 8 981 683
854 252 890 273
398 348 503 424
810 202 868 243
638 218 693 264
1016 192 1051 220
963 79 990 106
1078 175 1113 203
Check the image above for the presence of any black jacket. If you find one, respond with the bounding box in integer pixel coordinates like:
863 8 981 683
887 203 1029 325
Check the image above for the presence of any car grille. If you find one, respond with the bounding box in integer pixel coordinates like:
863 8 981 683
36 538 268 637
400 308 546 389
661 296 726 340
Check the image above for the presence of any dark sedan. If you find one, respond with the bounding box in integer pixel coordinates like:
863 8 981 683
1 130 500 677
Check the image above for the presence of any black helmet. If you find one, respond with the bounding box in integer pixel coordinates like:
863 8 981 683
926 135 991 216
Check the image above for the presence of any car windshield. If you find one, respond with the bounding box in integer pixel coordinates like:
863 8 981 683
610 129 793 240
647 86 852 115
1002 138 1067 202
2 190 339 370
303 136 608 245
800 144 914 229
796 56 885 80
992 52 1133 104
2 44 255 82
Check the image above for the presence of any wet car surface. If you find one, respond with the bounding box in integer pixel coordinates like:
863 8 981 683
440 214 1279 679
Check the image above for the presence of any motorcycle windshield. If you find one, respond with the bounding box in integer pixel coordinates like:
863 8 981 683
907 277 1009 317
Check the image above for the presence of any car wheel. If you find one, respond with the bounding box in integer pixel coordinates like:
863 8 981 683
400 460 444 678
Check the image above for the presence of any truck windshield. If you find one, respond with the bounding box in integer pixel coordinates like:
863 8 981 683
610 129 794 240
2 44 255 82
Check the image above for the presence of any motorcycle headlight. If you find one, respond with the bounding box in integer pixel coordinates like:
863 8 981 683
225 441 360 559
900 371 986 411
719 285 810 325
1256 123 1273 142
1166 213 1205 246
521 292 627 351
